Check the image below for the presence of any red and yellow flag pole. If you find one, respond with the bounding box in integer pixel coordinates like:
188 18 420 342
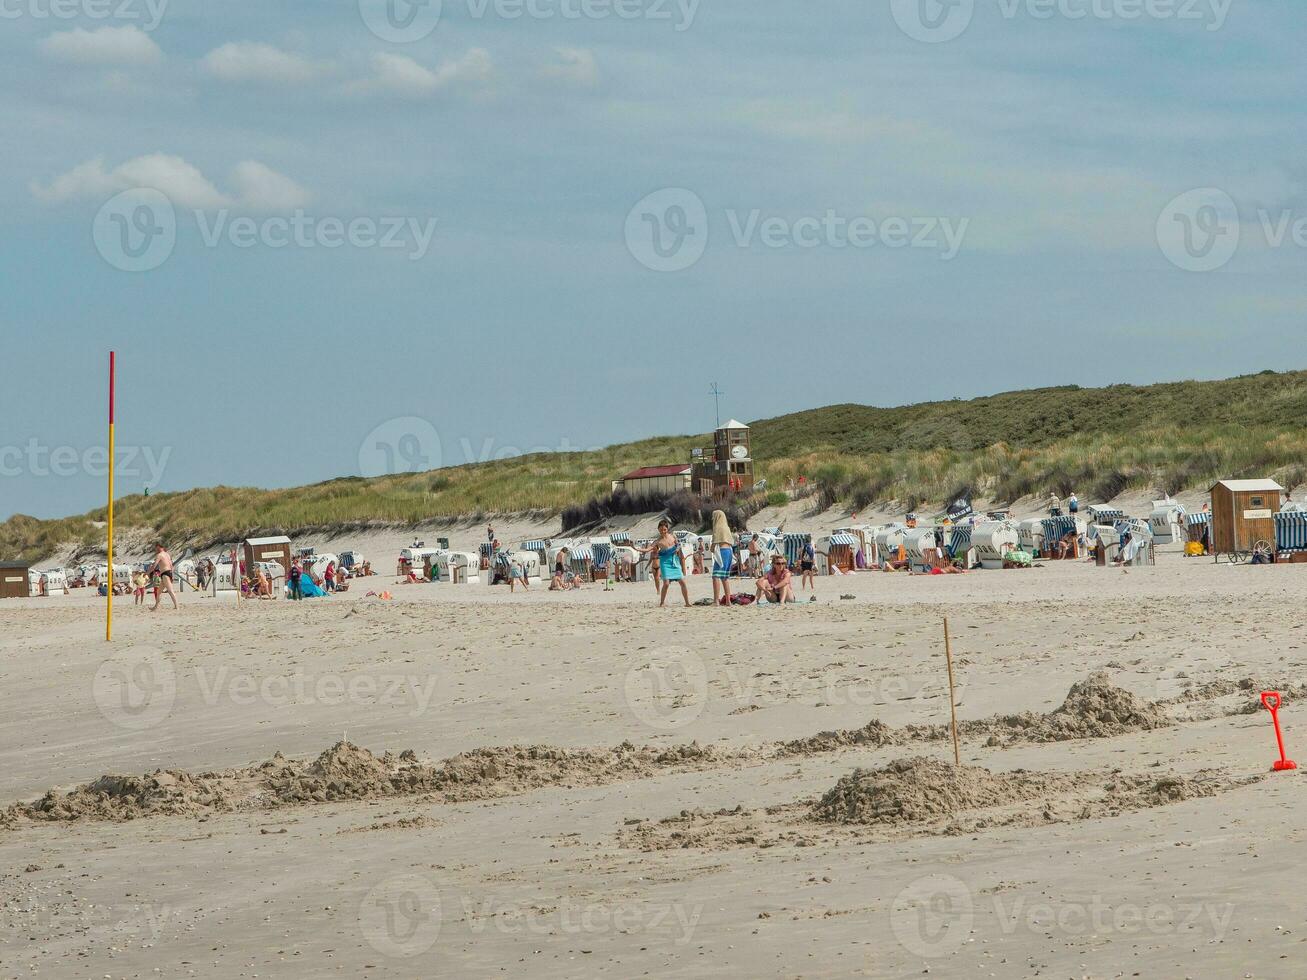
106 351 115 642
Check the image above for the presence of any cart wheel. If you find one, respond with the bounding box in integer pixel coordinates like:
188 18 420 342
1253 539 1275 563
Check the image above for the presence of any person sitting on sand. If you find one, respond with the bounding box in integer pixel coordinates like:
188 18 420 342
756 554 795 604
757 555 795 603
1056 530 1077 560
883 539 911 572
1113 531 1134 565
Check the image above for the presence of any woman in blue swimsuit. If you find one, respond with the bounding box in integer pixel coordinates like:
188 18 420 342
654 520 690 607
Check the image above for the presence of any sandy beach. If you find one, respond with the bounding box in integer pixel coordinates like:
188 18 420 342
2 550 1304 979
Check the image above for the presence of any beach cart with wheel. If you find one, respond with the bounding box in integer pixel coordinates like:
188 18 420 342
1209 479 1283 564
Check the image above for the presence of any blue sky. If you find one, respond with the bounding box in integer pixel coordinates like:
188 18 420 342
3 0 1306 520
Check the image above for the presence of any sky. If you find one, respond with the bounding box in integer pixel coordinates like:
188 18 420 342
3 0 1306 520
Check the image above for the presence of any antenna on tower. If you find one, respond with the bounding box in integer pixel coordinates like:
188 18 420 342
709 382 723 428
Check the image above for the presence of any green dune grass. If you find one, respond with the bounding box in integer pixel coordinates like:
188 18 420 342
5 369 1306 561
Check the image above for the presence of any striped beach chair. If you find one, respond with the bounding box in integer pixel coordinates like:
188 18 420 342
783 533 810 568
1275 512 1307 553
947 524 974 559
1041 515 1081 558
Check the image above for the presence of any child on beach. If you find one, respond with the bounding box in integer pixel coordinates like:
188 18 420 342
132 570 148 605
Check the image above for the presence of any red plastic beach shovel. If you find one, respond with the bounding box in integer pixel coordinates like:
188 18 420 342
1261 692 1297 772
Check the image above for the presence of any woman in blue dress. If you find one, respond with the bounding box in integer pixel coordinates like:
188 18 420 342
654 520 690 607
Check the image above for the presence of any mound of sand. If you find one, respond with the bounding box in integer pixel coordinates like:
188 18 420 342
778 720 901 756
966 671 1171 744
622 760 1256 852
811 757 1073 826
774 673 1172 759
4 739 744 828
1098 772 1223 809
10 770 237 824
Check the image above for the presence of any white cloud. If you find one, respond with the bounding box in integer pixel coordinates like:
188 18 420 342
352 49 493 97
542 48 598 86
200 42 321 84
31 154 311 211
229 160 313 211
40 26 162 67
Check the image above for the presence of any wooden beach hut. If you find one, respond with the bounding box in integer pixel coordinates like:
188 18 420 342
1 561 33 599
244 536 292 578
1209 479 1284 562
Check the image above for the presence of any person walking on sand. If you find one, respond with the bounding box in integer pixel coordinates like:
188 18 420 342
1047 492 1062 517
800 537 817 591
710 510 735 607
654 520 690 607
148 543 178 611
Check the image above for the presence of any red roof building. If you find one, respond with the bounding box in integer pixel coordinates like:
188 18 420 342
614 465 693 497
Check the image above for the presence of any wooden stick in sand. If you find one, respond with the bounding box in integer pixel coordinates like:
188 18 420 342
943 616 961 766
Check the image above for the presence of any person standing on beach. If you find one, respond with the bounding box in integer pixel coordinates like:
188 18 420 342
289 560 304 600
1068 492 1079 515
1047 492 1062 517
148 543 178 611
710 510 734 607
654 520 690 608
800 538 817 591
